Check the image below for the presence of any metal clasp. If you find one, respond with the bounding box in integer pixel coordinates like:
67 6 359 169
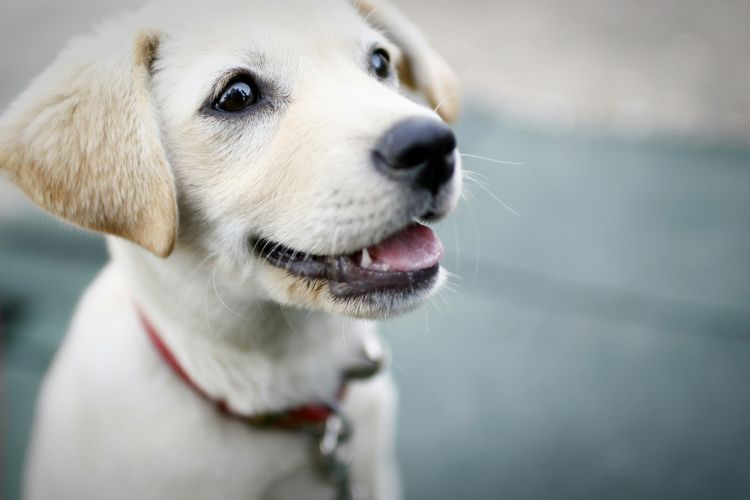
312 404 355 500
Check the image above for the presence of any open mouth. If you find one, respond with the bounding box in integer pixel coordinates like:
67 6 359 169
251 223 444 298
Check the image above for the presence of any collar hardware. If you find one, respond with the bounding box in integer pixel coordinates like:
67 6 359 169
137 306 359 499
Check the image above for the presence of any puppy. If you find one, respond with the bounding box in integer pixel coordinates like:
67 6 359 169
0 0 461 499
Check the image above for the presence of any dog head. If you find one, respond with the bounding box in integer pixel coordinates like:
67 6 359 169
0 0 462 319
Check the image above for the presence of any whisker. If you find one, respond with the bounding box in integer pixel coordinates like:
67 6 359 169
442 268 463 282
452 217 461 272
341 320 349 347
284 248 298 273
463 170 520 216
257 239 275 265
384 341 408 376
204 273 215 337
278 306 298 335
440 274 460 291
463 183 479 205
473 181 520 216
211 265 247 320
460 153 525 166
330 226 342 281
253 294 267 322
423 309 430 339
433 93 459 115
436 282 458 300
178 255 212 317
462 168 491 183
263 241 284 268
463 192 482 287
436 293 451 308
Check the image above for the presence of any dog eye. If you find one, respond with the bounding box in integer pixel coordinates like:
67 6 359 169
369 48 391 80
214 77 260 113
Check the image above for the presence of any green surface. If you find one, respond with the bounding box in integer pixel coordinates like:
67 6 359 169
1 219 108 500
3 110 750 499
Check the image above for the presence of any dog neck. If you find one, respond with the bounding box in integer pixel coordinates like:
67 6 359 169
108 239 378 416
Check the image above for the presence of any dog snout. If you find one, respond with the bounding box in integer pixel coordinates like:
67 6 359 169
373 117 457 195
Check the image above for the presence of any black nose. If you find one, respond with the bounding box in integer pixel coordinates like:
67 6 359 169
373 117 457 194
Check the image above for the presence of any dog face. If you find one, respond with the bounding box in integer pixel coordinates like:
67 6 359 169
0 0 461 319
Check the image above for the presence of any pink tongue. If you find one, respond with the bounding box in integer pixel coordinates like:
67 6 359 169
368 224 445 272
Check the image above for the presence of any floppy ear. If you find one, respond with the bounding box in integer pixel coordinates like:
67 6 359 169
0 30 178 257
353 0 461 123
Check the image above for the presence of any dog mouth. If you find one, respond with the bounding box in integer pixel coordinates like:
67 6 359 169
251 223 444 298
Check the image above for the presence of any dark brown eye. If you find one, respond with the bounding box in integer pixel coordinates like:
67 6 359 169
370 48 391 80
214 78 260 113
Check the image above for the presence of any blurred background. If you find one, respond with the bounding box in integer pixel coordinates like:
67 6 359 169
2 0 750 499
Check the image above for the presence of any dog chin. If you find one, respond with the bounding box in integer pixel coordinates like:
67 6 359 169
259 265 446 320
328 268 446 319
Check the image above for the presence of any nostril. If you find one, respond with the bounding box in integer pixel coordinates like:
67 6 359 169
397 133 455 169
437 129 457 155
397 143 432 170
418 150 456 195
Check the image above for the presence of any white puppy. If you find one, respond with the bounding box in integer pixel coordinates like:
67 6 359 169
0 1 461 499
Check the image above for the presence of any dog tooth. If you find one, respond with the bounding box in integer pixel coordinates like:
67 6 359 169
361 248 372 268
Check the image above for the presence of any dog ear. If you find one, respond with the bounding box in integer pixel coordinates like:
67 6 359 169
0 30 178 257
352 0 461 123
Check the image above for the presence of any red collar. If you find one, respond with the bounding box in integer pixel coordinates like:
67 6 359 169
137 308 336 429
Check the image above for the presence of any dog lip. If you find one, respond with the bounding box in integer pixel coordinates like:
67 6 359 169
249 232 441 297
327 258 439 298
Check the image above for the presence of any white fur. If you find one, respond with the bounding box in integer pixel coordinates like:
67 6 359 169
1 1 462 499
